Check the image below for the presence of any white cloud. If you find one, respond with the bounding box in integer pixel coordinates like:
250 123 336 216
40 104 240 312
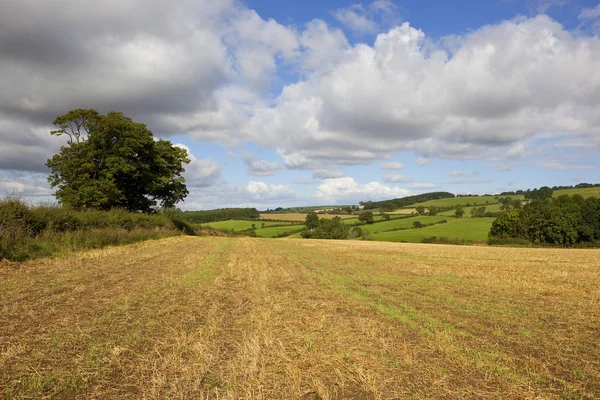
315 177 410 204
579 4 600 19
242 152 283 176
313 169 344 179
416 157 430 166
174 144 221 187
380 161 404 170
333 4 378 34
382 173 414 183
332 1 400 34
245 16 600 169
246 181 298 201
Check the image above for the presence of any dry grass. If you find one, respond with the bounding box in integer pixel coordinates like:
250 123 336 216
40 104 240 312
1 237 599 399
260 213 356 221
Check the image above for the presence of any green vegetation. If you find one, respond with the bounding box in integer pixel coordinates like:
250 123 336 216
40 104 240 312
554 186 600 198
47 109 189 212
410 195 508 209
301 216 350 239
0 197 187 261
489 195 600 246
255 225 304 238
362 215 448 233
438 203 503 217
361 191 454 210
202 220 296 231
372 218 495 243
181 208 260 223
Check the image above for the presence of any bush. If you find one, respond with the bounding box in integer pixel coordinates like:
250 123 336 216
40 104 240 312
0 197 185 262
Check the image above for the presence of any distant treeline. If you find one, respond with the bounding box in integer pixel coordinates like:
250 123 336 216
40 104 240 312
489 195 600 246
360 192 455 210
497 183 599 197
180 208 259 223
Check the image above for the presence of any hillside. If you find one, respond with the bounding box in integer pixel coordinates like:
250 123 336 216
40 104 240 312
2 237 598 398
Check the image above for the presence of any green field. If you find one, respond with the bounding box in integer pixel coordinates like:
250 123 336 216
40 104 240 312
362 215 450 233
438 203 503 217
554 187 600 198
372 217 495 242
203 220 295 231
407 195 508 209
255 224 304 238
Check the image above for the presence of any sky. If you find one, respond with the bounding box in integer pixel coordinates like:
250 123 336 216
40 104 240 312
1 0 600 210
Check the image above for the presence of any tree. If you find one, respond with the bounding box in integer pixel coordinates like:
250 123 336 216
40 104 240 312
358 211 374 224
413 220 422 228
305 211 319 230
455 205 465 218
343 206 353 214
302 216 349 239
47 109 190 212
415 206 425 215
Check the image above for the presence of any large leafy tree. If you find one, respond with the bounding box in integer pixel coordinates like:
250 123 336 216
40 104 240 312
46 109 190 212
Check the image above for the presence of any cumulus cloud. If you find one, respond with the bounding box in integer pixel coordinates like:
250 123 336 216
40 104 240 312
242 153 283 176
380 161 404 170
315 177 410 204
382 173 414 183
174 144 221 187
332 0 400 34
0 171 52 197
579 4 600 19
246 181 298 202
416 157 431 166
313 169 345 179
245 16 600 169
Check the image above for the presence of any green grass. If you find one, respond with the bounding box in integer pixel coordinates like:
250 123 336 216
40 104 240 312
554 187 600 198
408 195 508 209
372 217 495 242
438 203 503 217
362 215 451 233
255 225 304 238
202 220 295 231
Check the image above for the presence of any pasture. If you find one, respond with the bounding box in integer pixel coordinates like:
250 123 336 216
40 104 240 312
260 213 356 221
362 215 450 233
554 186 600 198
1 237 598 399
438 203 503 217
201 220 296 230
408 195 507 209
372 217 496 242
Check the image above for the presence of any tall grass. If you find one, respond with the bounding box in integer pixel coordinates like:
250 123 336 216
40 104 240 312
0 196 191 261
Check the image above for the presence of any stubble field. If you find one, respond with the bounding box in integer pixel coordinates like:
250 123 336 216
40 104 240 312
1 237 599 399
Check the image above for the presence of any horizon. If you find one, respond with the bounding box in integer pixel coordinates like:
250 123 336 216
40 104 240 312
2 0 600 210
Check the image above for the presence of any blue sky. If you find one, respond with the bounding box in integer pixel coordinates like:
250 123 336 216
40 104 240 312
1 0 600 209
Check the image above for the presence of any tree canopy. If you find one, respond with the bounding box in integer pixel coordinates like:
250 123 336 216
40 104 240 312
46 109 190 212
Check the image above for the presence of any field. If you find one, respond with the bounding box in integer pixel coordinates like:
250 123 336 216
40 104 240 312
408 195 507 209
372 217 496 242
260 213 356 222
1 237 599 399
255 225 304 238
438 203 503 217
554 187 600 198
202 220 296 230
362 215 450 233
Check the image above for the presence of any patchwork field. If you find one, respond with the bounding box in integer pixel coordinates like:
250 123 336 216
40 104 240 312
260 213 356 221
373 217 495 243
407 195 507 209
1 237 599 399
362 215 450 234
438 203 503 217
554 187 600 198
202 220 296 230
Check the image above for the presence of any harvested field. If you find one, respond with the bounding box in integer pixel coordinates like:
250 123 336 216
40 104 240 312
1 237 599 399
